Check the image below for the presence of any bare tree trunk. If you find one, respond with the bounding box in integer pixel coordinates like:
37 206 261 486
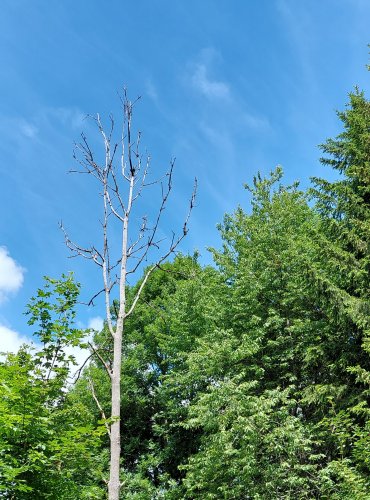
62 91 196 500
108 330 122 499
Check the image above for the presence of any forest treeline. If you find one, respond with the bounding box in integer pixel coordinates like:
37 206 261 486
0 86 369 498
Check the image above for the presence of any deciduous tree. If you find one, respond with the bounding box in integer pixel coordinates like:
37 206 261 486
62 92 196 499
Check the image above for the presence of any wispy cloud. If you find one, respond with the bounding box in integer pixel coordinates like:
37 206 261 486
19 120 39 139
46 107 85 130
276 0 317 91
145 79 159 102
242 112 271 131
186 49 270 133
199 121 234 151
188 48 230 100
178 48 272 224
0 247 25 303
191 63 230 100
0 106 86 150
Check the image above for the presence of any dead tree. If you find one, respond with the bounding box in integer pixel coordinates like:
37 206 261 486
61 91 196 500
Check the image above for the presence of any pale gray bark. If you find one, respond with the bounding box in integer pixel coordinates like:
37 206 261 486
62 91 196 500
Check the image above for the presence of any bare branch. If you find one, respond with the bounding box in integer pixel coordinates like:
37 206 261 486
105 189 125 222
102 184 115 339
72 351 95 383
108 166 126 213
60 221 103 267
87 288 105 306
88 342 112 379
132 154 150 202
125 264 156 318
183 177 198 236
125 161 175 273
127 216 148 256
125 176 197 317
65 90 196 500
126 237 167 276
88 377 111 437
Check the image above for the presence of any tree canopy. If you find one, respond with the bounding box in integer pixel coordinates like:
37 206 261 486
1 85 369 498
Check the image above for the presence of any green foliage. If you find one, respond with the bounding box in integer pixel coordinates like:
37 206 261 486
310 87 370 491
171 170 322 498
0 275 106 498
81 101 370 495
2 82 369 498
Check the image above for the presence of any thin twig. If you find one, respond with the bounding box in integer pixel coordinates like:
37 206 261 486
88 377 111 437
88 342 112 379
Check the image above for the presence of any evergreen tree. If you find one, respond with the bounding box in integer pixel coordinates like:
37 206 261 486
310 87 370 497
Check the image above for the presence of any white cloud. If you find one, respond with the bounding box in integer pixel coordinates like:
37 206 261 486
0 247 25 303
48 107 85 130
64 343 90 372
0 326 92 373
0 316 104 374
199 121 234 150
0 324 31 354
88 316 104 331
191 63 230 100
0 323 90 379
145 79 158 102
19 120 39 139
1 106 86 146
242 112 271 131
64 316 104 371
65 316 104 374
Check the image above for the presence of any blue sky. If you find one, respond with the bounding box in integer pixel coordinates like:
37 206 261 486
0 0 369 351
